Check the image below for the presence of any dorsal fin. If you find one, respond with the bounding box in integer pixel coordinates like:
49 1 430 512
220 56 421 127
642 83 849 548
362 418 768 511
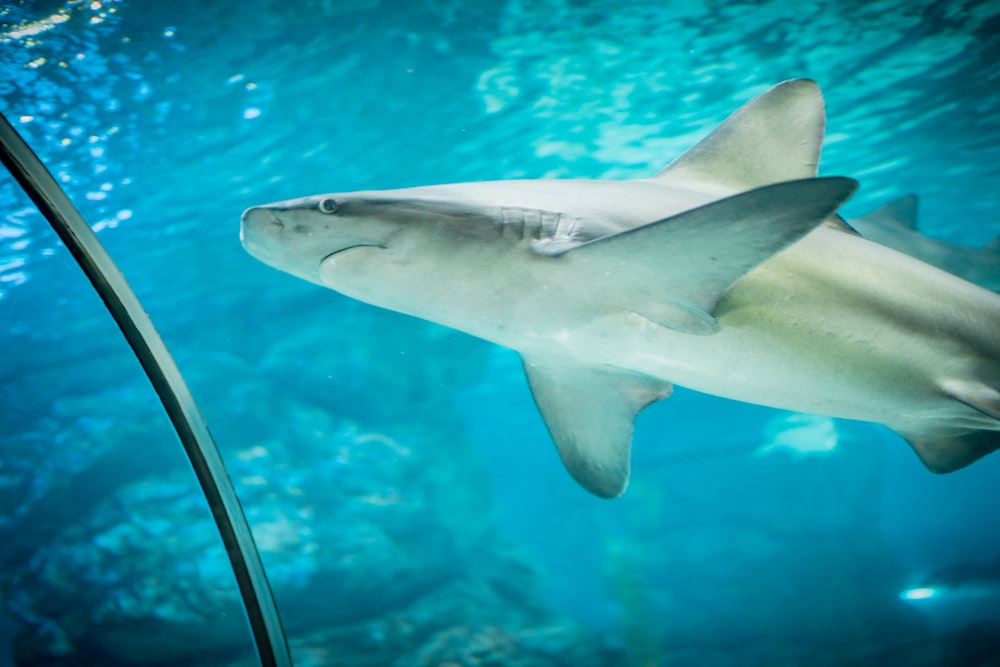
653 79 825 191
885 194 919 230
852 194 919 233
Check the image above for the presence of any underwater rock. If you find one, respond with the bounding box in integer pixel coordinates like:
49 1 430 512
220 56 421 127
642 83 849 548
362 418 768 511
2 349 493 665
0 381 182 579
208 544 623 667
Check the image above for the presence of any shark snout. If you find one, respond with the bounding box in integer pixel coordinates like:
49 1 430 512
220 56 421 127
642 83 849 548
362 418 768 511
240 206 287 252
241 206 283 234
239 207 288 265
239 203 351 284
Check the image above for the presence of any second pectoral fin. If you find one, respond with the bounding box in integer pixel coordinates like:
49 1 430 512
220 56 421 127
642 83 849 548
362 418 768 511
522 355 672 498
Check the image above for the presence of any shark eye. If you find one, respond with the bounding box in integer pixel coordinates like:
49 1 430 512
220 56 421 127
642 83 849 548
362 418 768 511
318 197 339 214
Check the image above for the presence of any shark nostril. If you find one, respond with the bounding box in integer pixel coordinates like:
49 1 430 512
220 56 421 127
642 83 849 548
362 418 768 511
241 207 285 232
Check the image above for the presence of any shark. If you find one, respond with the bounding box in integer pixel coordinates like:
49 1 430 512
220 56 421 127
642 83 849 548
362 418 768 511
903 556 1000 602
850 194 1000 292
241 79 1000 498
901 556 1000 634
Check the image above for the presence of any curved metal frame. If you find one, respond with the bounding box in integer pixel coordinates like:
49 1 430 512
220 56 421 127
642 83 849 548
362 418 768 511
0 112 292 667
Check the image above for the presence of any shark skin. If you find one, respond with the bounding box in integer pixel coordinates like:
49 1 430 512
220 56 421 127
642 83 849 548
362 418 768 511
242 79 1000 498
850 194 1000 292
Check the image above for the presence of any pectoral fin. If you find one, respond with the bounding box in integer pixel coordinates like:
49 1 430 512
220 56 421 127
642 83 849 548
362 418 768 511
553 177 858 335
522 356 672 498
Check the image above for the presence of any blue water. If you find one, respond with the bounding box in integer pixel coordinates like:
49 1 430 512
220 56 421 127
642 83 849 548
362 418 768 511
2 1 1000 665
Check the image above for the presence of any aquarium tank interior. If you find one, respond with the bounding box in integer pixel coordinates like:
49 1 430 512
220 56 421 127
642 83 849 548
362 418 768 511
2 1 1000 665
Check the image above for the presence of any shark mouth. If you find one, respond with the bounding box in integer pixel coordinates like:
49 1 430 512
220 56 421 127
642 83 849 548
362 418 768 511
321 243 386 262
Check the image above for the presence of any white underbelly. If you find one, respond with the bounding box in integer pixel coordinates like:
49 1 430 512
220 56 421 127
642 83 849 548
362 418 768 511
510 228 1000 428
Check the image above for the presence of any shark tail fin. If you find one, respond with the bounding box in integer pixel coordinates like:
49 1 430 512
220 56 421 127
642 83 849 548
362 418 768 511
986 233 1000 252
652 79 825 191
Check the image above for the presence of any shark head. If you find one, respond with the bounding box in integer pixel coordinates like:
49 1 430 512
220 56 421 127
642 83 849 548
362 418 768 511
241 190 505 313
242 192 404 285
